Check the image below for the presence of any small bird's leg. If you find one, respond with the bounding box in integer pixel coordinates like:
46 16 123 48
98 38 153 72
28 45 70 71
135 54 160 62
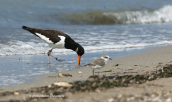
47 49 64 63
98 69 100 76
93 69 94 76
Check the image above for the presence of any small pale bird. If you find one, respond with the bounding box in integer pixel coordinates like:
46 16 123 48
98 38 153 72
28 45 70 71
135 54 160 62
86 55 112 76
22 26 84 67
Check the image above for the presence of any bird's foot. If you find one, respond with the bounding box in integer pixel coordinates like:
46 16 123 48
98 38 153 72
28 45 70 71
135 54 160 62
55 58 65 62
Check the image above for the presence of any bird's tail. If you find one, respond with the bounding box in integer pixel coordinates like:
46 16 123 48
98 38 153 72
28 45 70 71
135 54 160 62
22 26 31 30
22 26 38 35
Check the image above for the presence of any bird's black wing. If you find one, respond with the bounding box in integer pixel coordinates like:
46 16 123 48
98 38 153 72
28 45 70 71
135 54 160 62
22 26 69 43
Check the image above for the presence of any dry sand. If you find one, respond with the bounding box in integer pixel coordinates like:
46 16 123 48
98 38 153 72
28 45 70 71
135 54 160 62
1 45 172 101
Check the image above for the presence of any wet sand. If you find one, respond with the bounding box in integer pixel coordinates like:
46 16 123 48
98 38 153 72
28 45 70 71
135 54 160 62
1 45 172 101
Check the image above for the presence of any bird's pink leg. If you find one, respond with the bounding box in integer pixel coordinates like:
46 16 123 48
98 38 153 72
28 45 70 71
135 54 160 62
47 49 64 64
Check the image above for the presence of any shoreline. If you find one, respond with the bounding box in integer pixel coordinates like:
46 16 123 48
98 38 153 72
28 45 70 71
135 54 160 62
1 45 172 92
0 45 160 88
1 45 172 101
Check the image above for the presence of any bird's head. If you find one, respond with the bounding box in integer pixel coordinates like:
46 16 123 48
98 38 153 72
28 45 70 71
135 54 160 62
75 43 84 67
101 55 112 61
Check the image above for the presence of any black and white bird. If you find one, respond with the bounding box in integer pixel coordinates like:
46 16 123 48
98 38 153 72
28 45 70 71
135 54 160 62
22 26 84 67
86 55 112 76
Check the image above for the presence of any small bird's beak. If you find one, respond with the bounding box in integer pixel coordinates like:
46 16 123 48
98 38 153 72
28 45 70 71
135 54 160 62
109 58 112 60
78 55 82 67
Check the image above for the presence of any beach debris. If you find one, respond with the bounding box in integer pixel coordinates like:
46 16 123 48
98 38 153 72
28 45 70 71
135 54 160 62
1 64 172 102
111 64 119 67
103 70 114 72
154 66 157 68
53 82 72 88
78 71 82 74
58 72 72 77
14 92 19 95
162 67 164 72
89 75 99 79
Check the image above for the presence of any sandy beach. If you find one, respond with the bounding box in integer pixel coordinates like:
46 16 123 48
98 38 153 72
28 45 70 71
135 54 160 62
1 45 172 101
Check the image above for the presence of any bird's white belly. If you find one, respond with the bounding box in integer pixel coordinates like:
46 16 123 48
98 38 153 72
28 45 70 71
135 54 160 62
50 35 65 48
91 65 103 69
49 43 64 49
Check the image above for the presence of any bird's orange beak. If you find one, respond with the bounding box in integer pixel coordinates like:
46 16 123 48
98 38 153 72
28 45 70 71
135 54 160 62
78 55 81 67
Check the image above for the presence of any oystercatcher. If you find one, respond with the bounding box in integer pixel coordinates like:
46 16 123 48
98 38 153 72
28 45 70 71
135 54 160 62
86 55 112 76
22 26 84 67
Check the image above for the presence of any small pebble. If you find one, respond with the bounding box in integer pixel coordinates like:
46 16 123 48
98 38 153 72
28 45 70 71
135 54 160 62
58 73 64 77
107 98 114 102
54 82 73 88
166 98 171 102
14 92 19 95
78 71 82 74
48 85 51 88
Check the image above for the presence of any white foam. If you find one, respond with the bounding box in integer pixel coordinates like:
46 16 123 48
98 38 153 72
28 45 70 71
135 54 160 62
0 40 71 56
0 40 171 56
103 5 172 24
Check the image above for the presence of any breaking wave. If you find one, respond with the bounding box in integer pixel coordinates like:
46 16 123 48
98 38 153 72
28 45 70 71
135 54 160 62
62 5 172 25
